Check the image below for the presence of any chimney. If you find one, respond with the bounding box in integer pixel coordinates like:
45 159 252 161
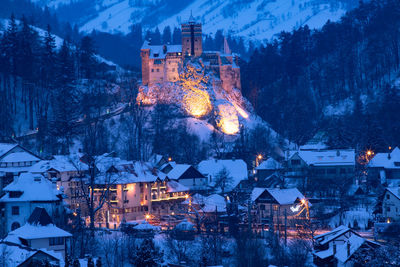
333 242 336 255
347 242 351 258
388 152 392 160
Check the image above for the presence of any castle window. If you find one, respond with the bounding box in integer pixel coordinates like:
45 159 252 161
157 69 160 72
151 69 154 72
172 68 175 72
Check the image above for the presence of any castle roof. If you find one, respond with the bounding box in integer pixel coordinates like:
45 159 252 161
141 41 182 59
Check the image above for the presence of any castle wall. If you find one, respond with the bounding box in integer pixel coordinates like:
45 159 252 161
140 49 150 85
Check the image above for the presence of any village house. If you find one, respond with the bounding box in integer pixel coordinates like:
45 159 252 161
381 187 400 222
4 207 71 259
161 162 207 192
251 187 306 229
0 173 64 236
0 241 62 267
313 225 379 266
285 149 355 183
198 158 248 193
255 157 283 181
92 161 189 229
0 143 41 191
367 147 400 186
140 15 241 92
30 154 89 212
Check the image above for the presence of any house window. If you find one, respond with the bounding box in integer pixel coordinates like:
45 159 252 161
260 204 265 210
387 194 390 200
151 69 154 72
340 168 346 174
156 69 160 72
12 206 19 215
291 159 300 166
387 207 391 212
49 237 64 246
273 205 278 211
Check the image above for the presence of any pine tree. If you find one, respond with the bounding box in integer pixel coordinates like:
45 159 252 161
78 35 97 79
162 26 172 44
132 238 162 267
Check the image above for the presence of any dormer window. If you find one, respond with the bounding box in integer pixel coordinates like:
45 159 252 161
9 191 23 198
154 53 159 57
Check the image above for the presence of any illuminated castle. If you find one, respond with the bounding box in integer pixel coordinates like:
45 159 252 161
140 15 241 92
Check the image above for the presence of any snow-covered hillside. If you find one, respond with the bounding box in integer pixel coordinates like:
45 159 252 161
79 0 348 41
34 0 353 42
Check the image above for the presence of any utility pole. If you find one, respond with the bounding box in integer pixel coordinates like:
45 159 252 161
284 209 287 246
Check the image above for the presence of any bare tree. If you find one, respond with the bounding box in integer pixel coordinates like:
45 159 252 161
214 167 233 194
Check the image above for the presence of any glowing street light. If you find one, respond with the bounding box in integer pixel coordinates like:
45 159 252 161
367 150 372 156
145 214 151 220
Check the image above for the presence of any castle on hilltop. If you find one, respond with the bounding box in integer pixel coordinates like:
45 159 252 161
140 15 241 92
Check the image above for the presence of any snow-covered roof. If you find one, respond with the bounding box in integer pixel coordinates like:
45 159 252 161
368 147 400 169
0 143 18 157
95 161 167 184
30 154 88 173
0 173 61 202
5 223 71 242
0 242 62 266
386 187 400 200
175 220 195 231
133 221 160 231
0 152 40 163
313 225 376 263
288 149 355 166
256 158 282 170
141 41 182 59
314 225 352 245
167 180 188 193
198 159 248 191
165 164 191 179
251 187 305 205
202 194 226 213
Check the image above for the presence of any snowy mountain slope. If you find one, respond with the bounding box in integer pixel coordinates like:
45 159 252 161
75 0 350 42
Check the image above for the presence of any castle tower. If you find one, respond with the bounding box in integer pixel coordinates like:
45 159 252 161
181 12 202 57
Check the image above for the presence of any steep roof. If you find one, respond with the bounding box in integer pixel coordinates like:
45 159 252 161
166 180 188 193
314 225 353 245
27 207 53 226
30 154 88 173
251 187 305 205
0 152 40 163
0 241 61 266
141 41 182 59
256 158 282 170
386 187 400 200
288 149 355 166
0 173 61 202
368 147 400 169
198 159 248 191
0 143 18 157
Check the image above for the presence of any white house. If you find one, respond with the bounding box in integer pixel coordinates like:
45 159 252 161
313 225 379 267
4 207 71 259
198 159 248 193
162 163 207 191
0 143 41 191
0 173 64 236
382 187 400 222
368 147 400 185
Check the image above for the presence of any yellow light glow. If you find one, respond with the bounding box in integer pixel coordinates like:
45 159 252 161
217 104 239 135
182 90 211 117
145 214 151 220
232 102 249 119
301 199 306 204
367 150 372 156
387 218 391 224
257 154 263 160
168 157 172 162
185 194 189 199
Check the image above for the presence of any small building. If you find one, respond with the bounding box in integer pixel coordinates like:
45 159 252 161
382 187 400 222
162 163 207 191
0 173 64 236
4 207 71 259
255 158 282 181
0 241 62 267
0 143 41 191
368 147 400 186
313 225 379 266
251 187 306 227
198 159 248 193
172 220 195 240
132 220 160 238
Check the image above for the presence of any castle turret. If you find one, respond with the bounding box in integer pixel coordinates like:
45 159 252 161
181 12 202 57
